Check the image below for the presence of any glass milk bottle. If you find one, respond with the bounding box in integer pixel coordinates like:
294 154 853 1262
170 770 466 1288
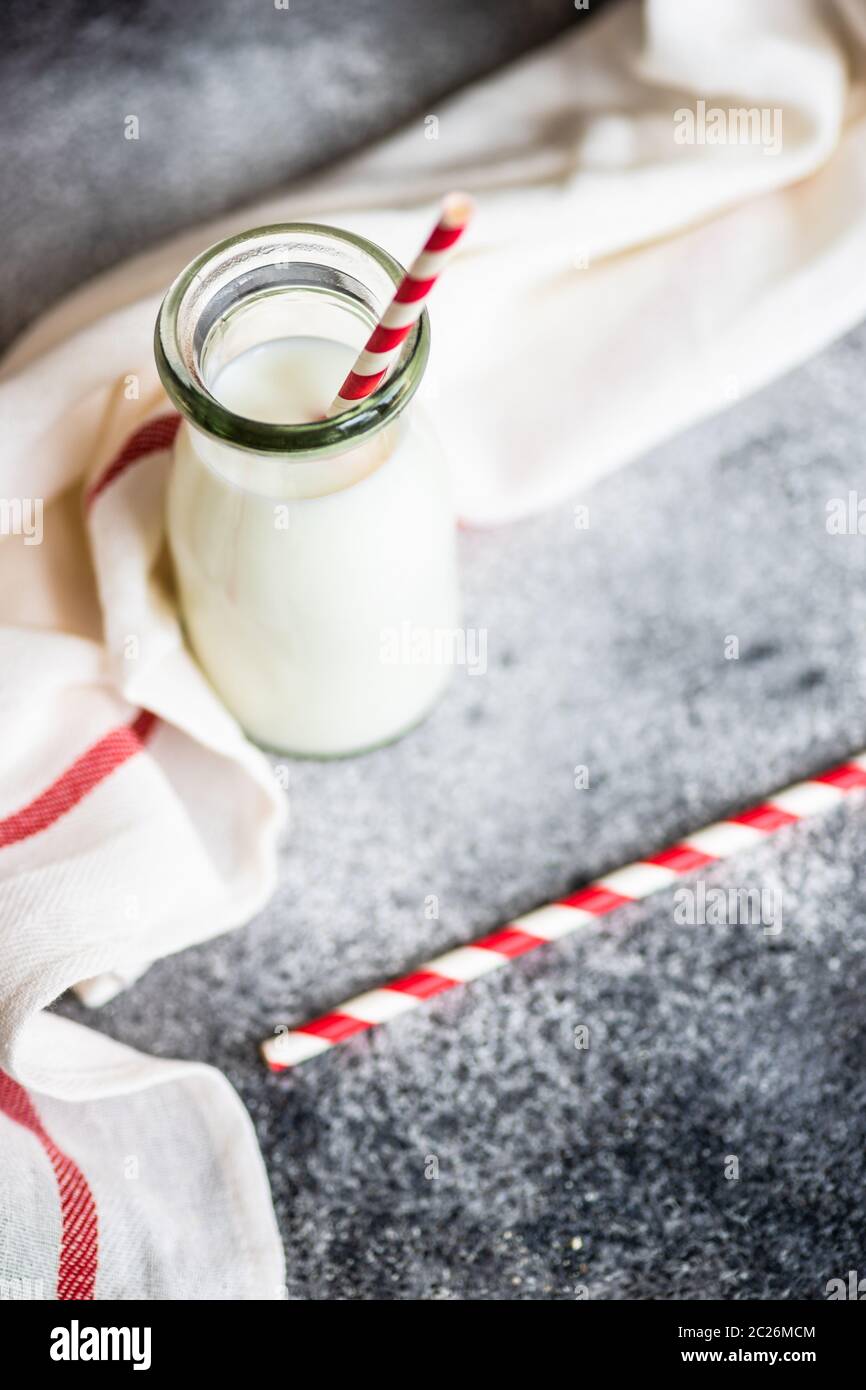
155 224 459 757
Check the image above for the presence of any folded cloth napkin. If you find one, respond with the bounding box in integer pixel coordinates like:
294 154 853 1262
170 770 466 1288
0 412 287 1297
2 0 866 1299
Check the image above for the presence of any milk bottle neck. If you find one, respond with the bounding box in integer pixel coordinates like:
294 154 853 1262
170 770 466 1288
155 222 430 463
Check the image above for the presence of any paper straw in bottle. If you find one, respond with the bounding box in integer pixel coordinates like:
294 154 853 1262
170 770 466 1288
326 192 473 416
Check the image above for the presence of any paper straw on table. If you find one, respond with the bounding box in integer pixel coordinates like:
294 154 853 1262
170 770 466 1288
326 192 473 415
262 752 866 1072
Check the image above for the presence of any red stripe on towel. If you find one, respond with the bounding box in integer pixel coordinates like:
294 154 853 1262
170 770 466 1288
85 413 180 511
0 1070 98 1299
0 710 157 849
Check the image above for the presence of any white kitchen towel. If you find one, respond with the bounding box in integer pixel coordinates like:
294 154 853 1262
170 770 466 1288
6 0 866 524
2 0 866 1300
0 408 287 1298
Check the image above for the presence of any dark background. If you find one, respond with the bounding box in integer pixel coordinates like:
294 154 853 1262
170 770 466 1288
0 0 590 348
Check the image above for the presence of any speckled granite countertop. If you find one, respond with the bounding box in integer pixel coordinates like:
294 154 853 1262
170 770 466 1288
59 317 866 1299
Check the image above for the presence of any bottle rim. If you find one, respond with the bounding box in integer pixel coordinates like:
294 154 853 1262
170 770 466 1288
154 221 430 459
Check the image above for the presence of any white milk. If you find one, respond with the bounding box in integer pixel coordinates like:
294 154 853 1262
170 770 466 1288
167 336 459 756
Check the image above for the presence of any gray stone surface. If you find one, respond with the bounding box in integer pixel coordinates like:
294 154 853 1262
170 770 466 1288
60 316 866 1300
0 0 584 349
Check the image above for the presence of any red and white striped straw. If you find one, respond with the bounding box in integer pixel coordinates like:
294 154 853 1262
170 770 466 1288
262 752 866 1072
326 192 473 416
